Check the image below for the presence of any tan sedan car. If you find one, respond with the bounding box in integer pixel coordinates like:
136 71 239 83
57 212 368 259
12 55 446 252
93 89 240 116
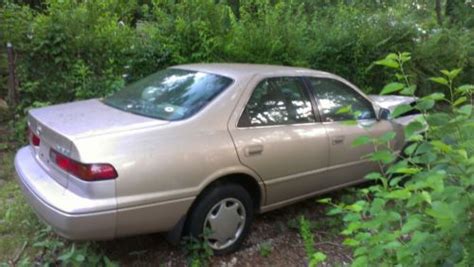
14 64 416 254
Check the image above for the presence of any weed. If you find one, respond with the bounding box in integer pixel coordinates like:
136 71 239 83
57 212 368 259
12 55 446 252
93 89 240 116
259 241 273 257
182 231 213 267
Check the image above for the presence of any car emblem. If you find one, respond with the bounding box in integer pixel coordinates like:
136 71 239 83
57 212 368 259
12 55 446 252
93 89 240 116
36 125 42 136
56 145 71 156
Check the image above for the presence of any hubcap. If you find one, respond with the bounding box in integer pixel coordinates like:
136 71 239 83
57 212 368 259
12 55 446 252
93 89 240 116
203 198 246 250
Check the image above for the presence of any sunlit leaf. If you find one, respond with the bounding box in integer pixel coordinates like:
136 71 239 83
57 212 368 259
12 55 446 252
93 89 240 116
370 150 396 164
456 84 474 95
415 99 435 110
429 77 449 86
352 135 371 147
453 97 466 106
424 93 445 101
380 82 404 95
441 68 462 80
391 104 413 118
375 58 399 69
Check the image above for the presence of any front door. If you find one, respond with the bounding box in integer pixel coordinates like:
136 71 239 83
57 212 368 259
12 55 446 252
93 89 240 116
305 77 395 186
228 77 330 206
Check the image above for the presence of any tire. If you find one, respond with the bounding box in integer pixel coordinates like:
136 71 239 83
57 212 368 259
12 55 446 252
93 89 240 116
185 183 254 255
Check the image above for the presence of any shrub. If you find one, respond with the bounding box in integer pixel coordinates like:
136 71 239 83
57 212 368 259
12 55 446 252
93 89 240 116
322 52 474 266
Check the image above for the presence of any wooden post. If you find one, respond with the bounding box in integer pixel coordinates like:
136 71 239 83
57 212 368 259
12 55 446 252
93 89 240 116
6 42 19 108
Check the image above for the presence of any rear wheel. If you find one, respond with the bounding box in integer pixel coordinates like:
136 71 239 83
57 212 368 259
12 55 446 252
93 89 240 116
185 183 254 255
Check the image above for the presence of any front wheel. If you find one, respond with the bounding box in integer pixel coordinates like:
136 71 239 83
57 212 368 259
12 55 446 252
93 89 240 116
185 183 254 255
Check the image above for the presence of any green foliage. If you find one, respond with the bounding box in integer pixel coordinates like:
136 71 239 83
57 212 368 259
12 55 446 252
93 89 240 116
259 241 273 257
1 0 473 114
299 216 327 266
0 180 117 266
325 52 474 266
182 232 213 267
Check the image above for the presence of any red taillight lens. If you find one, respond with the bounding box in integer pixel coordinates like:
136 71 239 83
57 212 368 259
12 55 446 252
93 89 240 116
28 127 41 146
50 149 118 181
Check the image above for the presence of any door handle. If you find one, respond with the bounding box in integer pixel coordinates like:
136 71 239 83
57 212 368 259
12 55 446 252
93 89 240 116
332 136 345 145
244 145 264 157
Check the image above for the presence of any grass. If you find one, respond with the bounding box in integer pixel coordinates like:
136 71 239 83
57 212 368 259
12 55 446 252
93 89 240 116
0 153 43 263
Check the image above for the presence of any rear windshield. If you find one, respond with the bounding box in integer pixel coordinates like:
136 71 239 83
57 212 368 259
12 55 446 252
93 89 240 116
104 69 233 121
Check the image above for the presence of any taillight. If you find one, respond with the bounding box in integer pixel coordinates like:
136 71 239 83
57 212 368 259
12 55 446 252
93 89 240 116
28 127 40 147
50 149 118 181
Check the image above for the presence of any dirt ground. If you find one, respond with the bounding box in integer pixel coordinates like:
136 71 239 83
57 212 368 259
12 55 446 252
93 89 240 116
100 194 352 266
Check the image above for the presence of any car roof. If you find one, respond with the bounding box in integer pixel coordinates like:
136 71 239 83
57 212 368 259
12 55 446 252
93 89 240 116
171 63 332 80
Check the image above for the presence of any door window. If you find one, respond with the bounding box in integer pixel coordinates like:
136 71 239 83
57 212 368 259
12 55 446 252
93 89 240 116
238 77 315 127
308 78 375 122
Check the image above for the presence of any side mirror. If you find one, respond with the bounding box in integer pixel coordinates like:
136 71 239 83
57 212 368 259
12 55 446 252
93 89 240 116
378 108 391 120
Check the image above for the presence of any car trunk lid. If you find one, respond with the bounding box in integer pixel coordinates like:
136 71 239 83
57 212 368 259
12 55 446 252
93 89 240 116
28 99 168 187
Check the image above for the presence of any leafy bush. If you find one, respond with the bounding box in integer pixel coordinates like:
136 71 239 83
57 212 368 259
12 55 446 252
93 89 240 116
322 52 474 266
1 0 473 112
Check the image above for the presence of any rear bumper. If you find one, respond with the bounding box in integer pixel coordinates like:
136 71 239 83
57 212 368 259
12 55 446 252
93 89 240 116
14 146 116 240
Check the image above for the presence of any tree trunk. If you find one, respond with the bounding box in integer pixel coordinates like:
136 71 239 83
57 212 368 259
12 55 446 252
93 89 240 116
435 0 443 26
6 42 19 108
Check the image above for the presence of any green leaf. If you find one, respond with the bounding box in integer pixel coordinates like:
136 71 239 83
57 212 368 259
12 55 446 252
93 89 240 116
352 256 368 267
400 52 411 62
370 150 396 164
382 241 402 250
429 77 449 86
425 93 445 101
343 238 360 247
403 143 418 155
309 252 327 267
427 113 450 126
456 84 474 95
457 105 472 116
441 68 462 80
352 135 371 147
391 167 421 175
453 97 467 106
375 58 399 69
386 189 411 199
404 121 424 139
317 198 331 204
391 104 413 118
421 191 432 205
380 82 404 95
415 99 435 110
365 172 383 180
386 53 398 60
379 131 396 143
401 217 422 234
400 84 416 95
431 140 451 153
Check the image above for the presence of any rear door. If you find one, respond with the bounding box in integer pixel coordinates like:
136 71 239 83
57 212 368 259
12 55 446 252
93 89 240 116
228 76 330 206
305 77 395 186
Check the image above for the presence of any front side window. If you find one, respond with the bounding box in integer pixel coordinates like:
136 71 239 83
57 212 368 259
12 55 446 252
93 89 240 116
104 69 233 121
308 78 375 122
238 77 315 127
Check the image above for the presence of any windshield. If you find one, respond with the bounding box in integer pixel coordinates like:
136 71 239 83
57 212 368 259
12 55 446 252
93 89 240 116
104 69 233 121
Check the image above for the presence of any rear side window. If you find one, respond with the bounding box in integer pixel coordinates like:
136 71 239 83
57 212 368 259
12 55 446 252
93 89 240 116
238 77 315 127
308 78 375 122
